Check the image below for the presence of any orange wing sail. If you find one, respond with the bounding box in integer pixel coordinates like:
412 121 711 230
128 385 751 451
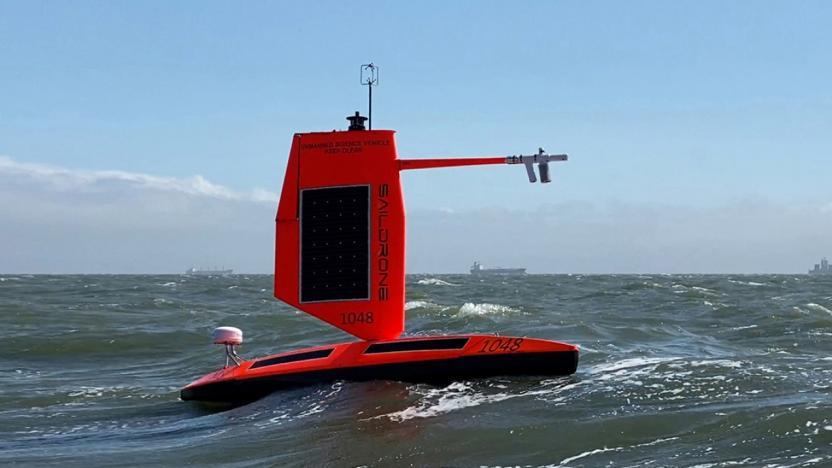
274 117 566 341
275 129 406 341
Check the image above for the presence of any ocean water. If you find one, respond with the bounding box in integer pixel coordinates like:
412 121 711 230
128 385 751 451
1 274 831 467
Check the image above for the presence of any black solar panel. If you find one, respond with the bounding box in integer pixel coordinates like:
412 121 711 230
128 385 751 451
300 185 370 302
249 348 334 369
364 338 470 354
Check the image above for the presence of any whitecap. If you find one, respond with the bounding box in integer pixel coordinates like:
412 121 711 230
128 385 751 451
590 357 681 374
553 437 679 467
688 359 743 369
68 385 124 398
378 382 504 421
404 300 443 311
728 279 765 287
372 380 566 422
416 278 457 286
806 303 832 315
555 446 620 466
457 302 520 317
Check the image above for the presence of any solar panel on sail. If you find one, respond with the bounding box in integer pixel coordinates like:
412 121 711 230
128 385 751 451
300 185 370 302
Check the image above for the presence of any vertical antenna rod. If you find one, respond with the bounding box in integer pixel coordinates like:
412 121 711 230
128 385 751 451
360 63 379 130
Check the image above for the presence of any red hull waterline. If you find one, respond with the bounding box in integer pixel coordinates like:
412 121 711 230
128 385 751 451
181 335 578 404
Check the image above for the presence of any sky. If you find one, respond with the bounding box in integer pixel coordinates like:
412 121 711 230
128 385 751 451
1 1 830 273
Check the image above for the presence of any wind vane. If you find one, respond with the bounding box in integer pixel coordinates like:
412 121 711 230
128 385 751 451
360 63 379 130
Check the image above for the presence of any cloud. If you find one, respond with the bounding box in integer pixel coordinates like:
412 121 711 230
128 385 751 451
0 156 277 203
0 156 277 273
1 155 830 273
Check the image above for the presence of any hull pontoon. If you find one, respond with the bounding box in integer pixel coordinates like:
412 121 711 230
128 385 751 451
182 335 578 404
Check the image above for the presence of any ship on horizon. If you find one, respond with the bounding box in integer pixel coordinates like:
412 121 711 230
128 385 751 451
185 267 233 276
469 261 526 276
808 257 831 275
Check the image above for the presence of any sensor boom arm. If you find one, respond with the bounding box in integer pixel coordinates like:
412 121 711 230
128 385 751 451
398 148 567 183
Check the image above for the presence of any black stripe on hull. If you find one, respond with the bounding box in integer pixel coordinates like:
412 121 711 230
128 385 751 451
181 350 579 404
250 348 334 369
364 338 469 354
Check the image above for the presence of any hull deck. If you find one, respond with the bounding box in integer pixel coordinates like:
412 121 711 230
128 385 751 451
181 335 578 404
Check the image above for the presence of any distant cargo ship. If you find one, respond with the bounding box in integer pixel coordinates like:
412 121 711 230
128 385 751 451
808 257 830 275
469 261 526 276
185 267 233 276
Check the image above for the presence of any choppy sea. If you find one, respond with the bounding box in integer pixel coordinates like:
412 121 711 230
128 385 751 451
1 274 831 467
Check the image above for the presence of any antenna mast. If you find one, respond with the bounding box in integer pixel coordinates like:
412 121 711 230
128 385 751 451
360 63 379 130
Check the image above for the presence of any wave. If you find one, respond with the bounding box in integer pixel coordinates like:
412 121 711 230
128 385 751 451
404 301 445 311
457 302 521 317
374 382 506 421
3 274 831 466
728 279 766 287
686 359 744 369
670 283 720 299
372 380 575 422
557 437 680 467
806 303 832 315
589 357 681 375
415 278 457 286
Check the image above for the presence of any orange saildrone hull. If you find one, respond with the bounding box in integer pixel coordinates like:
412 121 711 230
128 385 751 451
182 335 578 404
